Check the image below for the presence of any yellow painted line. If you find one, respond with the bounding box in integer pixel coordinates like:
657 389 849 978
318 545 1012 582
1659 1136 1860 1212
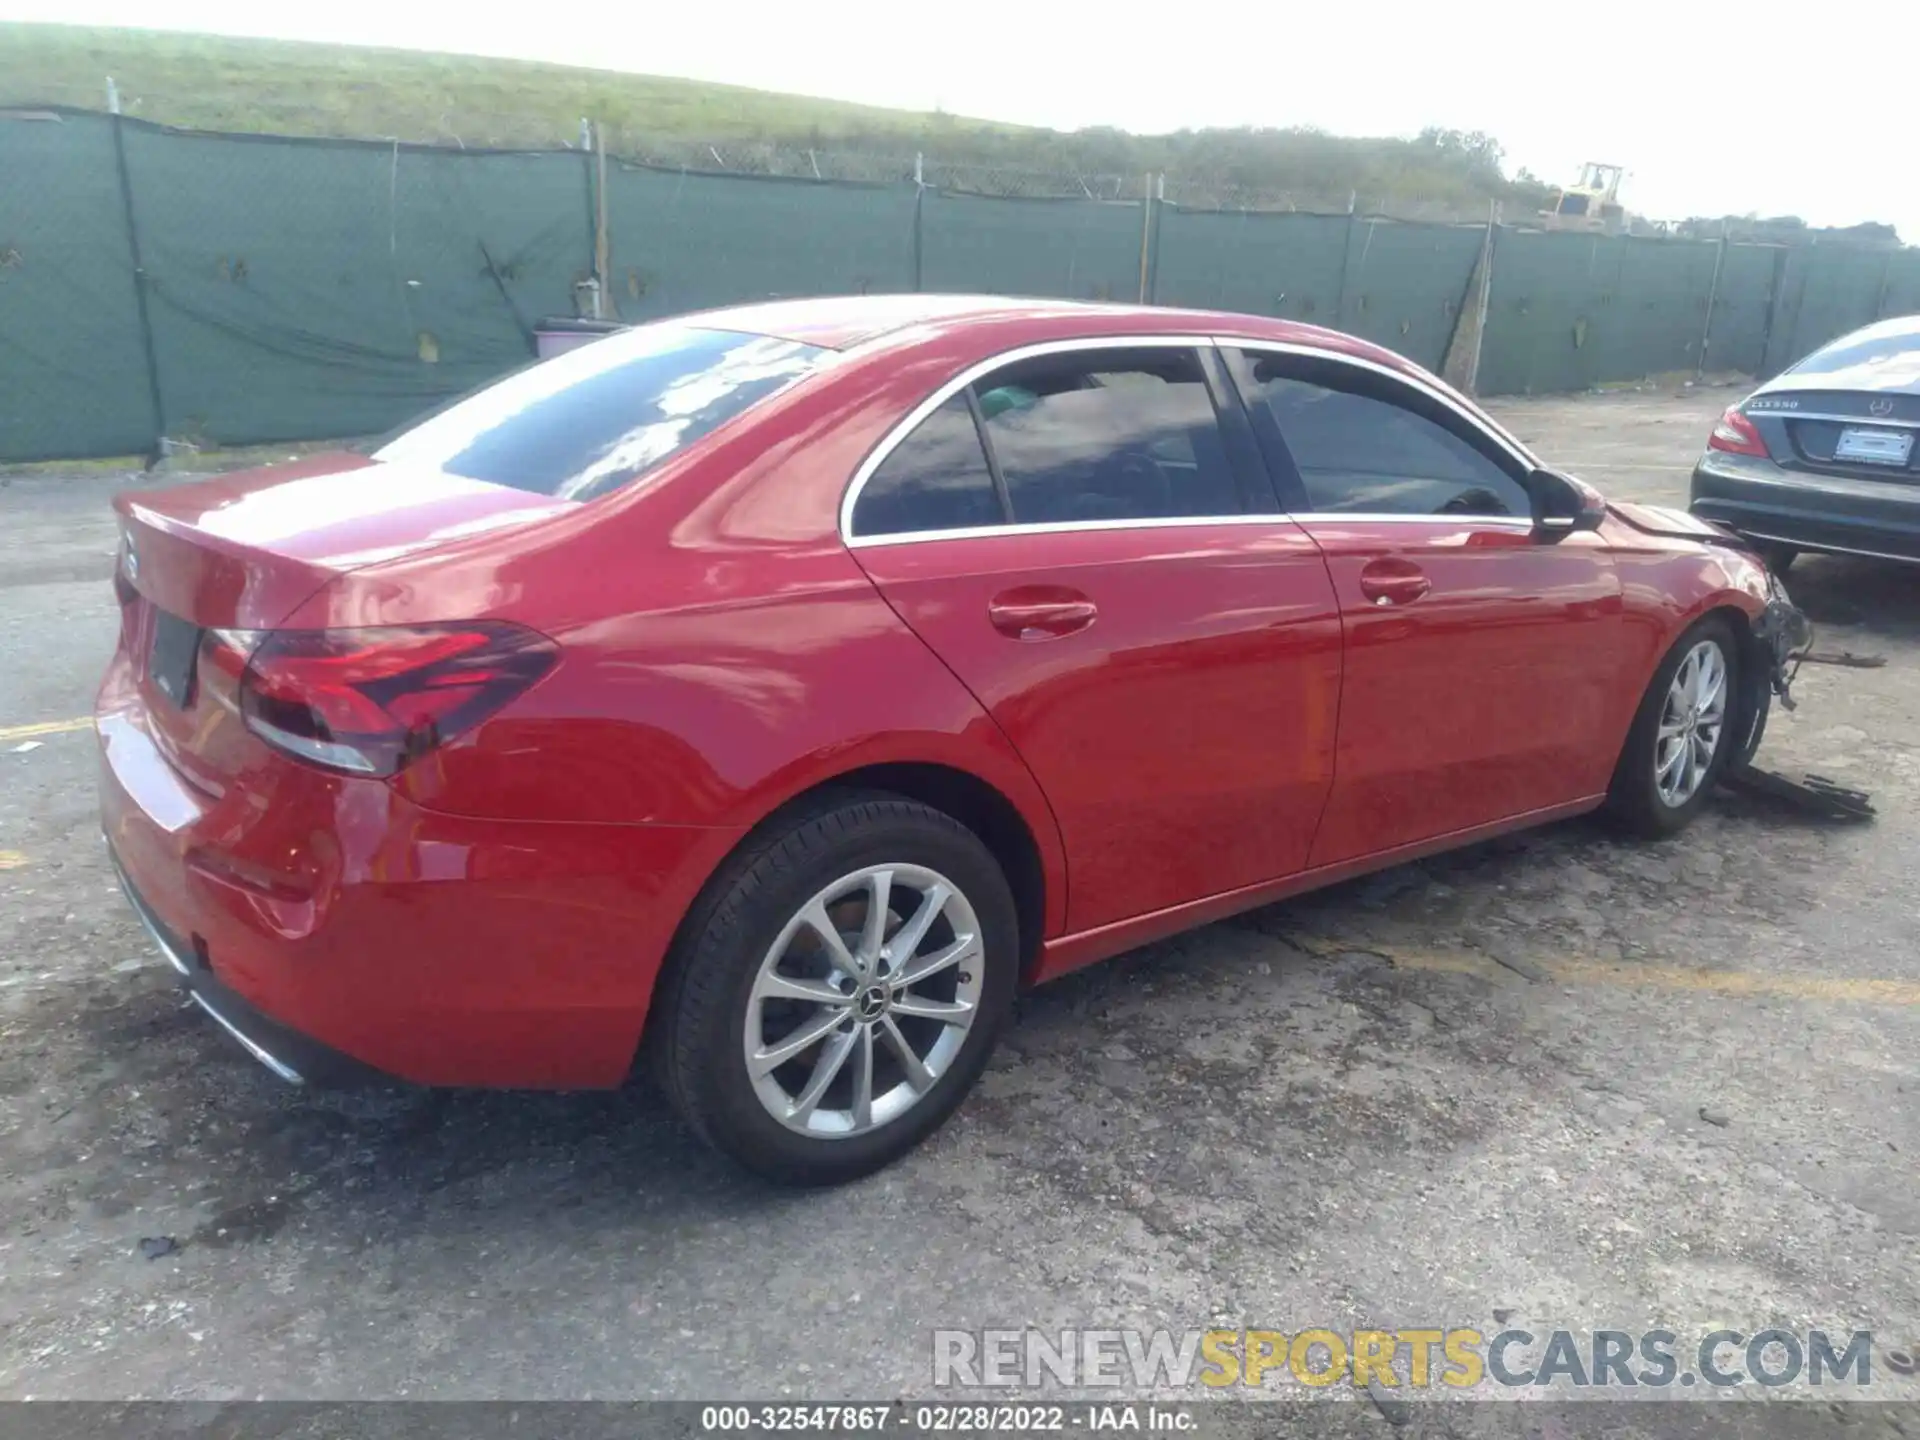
1547 955 1920 1006
0 716 92 743
1374 943 1920 1007
0 850 27 871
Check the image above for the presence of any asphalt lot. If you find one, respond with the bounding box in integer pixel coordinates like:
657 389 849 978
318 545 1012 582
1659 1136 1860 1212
2 386 1918 1411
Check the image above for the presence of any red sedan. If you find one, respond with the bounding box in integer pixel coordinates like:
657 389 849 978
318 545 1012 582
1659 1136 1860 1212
99 295 1798 1184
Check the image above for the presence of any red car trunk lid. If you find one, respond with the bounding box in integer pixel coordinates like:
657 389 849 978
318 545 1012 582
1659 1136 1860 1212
111 453 574 791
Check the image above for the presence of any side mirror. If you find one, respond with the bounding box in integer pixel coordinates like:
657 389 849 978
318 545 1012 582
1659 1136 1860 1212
1531 468 1607 537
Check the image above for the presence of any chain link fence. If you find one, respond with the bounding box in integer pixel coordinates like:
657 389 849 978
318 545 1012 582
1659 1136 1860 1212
609 141 1496 216
609 139 1147 203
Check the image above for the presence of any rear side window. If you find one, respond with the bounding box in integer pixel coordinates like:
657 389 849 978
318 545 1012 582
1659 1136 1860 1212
977 349 1241 524
375 325 824 502
851 395 1004 537
1236 352 1530 517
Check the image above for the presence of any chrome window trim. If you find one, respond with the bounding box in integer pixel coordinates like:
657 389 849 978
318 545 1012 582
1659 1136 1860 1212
849 511 1538 549
1222 336 1540 472
849 513 1288 549
1288 512 1536 528
839 333 1223 545
838 332 1546 548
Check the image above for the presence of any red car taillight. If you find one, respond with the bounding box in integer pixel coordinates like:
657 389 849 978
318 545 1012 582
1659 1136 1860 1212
1707 406 1769 457
205 622 557 776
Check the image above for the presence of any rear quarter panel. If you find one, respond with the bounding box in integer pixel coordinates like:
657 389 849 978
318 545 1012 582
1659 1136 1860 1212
282 526 1068 950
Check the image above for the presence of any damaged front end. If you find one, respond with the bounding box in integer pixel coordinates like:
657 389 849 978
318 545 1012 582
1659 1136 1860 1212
1733 573 1813 767
1602 499 1868 818
1726 572 1875 819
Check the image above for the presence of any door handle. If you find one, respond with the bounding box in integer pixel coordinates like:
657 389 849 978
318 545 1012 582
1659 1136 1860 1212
988 586 1098 640
1357 564 1431 606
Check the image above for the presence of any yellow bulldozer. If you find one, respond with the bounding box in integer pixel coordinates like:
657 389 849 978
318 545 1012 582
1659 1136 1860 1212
1542 162 1627 232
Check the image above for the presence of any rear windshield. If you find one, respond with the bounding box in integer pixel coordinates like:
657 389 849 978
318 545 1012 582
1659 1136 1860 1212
374 325 826 501
1790 321 1920 376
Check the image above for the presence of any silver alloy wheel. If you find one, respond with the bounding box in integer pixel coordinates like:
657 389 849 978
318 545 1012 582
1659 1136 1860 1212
744 863 983 1138
1654 638 1728 808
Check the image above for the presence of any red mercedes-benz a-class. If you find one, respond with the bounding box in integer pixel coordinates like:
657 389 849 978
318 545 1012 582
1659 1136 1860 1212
99 295 1800 1183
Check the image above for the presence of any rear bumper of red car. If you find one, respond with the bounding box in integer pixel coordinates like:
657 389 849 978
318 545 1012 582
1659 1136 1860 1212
108 842 382 1086
97 658 737 1089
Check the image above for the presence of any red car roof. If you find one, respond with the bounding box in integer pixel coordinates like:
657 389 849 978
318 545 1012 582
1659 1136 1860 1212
681 292 1423 378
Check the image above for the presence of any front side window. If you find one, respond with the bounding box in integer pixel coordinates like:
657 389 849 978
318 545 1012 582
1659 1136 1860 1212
1236 352 1531 517
375 325 825 502
974 349 1241 524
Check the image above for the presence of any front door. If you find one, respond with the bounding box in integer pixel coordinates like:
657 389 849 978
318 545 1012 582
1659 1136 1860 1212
1225 344 1626 867
845 342 1343 933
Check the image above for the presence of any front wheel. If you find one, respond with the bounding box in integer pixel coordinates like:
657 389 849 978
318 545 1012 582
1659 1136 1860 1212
1605 617 1741 838
653 794 1019 1186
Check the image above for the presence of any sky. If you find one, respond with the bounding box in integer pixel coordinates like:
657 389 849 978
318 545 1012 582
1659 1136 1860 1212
6 0 1917 240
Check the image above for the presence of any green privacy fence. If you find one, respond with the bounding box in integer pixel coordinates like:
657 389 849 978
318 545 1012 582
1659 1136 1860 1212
919 190 1144 301
120 125 590 448
4 106 1918 463
607 164 918 319
1150 208 1487 372
0 109 155 460
1477 231 1725 394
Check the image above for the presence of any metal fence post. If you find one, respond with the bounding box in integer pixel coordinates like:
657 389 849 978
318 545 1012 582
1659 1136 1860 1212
1145 173 1165 305
107 108 167 461
1462 200 1498 395
1135 172 1154 303
1334 190 1358 328
576 121 599 317
1696 220 1728 380
912 153 925 293
1757 245 1790 377
592 122 610 319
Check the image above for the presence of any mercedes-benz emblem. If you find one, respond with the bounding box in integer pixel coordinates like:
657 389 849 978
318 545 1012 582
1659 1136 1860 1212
1870 397 1895 417
854 985 889 1022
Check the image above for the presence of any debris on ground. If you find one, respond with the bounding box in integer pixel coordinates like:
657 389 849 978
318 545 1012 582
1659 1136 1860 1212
1801 650 1887 669
1699 1106 1731 1128
1721 767 1875 821
136 1236 179 1260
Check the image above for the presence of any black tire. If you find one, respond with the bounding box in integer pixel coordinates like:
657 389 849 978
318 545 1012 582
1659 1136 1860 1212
1605 616 1742 839
651 791 1019 1186
1752 541 1797 576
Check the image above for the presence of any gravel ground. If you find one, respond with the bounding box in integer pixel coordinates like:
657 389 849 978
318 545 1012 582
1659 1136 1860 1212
2 386 1917 1415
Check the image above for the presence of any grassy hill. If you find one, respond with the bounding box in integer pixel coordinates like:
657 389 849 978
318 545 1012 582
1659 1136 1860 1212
0 22 1552 213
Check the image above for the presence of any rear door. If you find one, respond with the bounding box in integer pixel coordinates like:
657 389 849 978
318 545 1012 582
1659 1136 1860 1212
846 340 1342 934
1224 344 1626 867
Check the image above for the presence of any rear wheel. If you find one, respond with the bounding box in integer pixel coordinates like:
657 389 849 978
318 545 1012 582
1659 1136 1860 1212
1606 617 1740 838
1751 541 1797 576
653 794 1019 1186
